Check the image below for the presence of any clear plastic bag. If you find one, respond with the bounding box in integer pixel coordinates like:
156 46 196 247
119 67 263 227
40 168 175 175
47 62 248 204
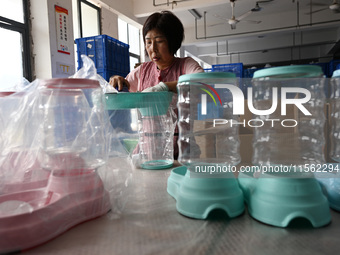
0 55 132 253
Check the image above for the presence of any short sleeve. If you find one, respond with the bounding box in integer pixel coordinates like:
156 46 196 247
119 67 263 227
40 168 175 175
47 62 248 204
126 65 142 92
182 57 205 74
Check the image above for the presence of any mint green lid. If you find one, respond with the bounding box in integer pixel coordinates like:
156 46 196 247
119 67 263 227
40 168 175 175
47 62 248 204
178 72 236 83
333 69 340 78
141 159 173 170
105 91 173 116
253 65 323 78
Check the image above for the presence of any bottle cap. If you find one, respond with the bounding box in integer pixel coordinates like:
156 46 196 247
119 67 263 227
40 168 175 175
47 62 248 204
253 65 323 79
178 72 236 83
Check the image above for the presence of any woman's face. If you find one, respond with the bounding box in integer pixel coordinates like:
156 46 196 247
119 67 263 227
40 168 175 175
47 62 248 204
145 29 174 70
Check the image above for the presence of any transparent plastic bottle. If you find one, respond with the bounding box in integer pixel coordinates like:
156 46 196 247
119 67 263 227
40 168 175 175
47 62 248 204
177 72 240 172
38 78 107 171
251 65 326 169
330 69 340 162
136 91 175 169
138 112 174 169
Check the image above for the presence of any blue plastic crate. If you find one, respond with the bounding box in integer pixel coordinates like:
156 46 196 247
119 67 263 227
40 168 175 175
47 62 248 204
211 63 244 78
243 68 261 78
328 59 340 77
75 35 130 74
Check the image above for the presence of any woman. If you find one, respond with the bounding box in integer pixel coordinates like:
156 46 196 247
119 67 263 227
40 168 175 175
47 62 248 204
110 10 204 159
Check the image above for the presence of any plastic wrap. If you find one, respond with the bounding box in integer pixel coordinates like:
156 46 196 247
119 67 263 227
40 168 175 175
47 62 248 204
0 56 132 253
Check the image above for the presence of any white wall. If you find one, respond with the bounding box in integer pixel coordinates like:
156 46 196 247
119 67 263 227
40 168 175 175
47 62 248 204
101 7 118 39
30 0 52 79
30 0 75 79
30 0 143 79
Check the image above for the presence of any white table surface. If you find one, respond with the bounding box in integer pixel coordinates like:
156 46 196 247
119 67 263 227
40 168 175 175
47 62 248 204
22 162 340 255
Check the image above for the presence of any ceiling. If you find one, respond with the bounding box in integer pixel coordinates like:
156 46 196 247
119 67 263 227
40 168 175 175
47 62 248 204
133 0 340 68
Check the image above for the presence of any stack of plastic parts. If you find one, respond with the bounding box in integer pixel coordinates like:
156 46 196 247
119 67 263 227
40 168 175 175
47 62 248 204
167 72 244 219
238 65 331 228
105 91 175 170
315 69 340 212
0 56 131 254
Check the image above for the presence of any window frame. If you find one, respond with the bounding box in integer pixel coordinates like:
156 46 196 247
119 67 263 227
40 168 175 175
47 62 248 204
0 0 32 81
77 0 101 38
127 24 141 65
118 19 141 70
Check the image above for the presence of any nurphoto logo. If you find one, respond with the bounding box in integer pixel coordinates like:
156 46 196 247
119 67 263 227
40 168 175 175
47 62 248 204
200 83 311 128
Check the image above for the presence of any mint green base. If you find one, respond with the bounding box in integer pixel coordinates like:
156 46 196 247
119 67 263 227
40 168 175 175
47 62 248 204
316 165 340 212
167 166 244 219
238 169 331 228
318 178 340 212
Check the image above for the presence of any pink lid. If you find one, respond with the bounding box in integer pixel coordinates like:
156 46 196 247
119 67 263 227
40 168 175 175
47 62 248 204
40 78 100 89
0 92 15 97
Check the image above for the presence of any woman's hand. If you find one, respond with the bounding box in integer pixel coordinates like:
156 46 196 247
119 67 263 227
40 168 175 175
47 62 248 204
142 82 169 92
142 81 178 93
109 75 130 91
164 81 178 93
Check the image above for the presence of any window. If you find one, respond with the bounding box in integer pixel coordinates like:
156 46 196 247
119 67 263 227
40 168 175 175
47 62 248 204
78 0 101 38
118 18 141 71
0 0 31 90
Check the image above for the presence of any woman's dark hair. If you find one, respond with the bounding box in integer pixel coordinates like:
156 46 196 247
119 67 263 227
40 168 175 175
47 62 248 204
142 11 184 55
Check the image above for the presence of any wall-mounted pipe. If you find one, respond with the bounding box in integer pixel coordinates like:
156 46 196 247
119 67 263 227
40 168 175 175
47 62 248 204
214 39 336 57
195 0 340 41
195 18 340 41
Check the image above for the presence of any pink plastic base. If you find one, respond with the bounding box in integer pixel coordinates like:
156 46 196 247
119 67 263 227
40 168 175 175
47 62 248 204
0 169 111 253
1 151 50 194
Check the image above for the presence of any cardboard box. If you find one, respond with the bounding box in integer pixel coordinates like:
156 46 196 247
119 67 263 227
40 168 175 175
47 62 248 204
239 133 253 164
240 99 297 134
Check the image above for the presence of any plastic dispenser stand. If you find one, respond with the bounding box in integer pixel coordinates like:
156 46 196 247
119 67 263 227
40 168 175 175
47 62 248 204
105 91 174 169
0 79 111 253
238 65 331 227
167 72 244 219
316 69 340 212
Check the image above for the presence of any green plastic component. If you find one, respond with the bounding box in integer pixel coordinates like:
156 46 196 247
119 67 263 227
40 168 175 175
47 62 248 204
122 138 138 153
238 167 331 228
253 65 323 79
167 166 244 219
141 160 173 170
178 72 236 83
105 91 173 116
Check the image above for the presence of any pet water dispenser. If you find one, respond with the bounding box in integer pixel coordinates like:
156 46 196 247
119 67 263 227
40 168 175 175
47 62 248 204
167 72 244 219
0 78 111 253
316 69 340 212
238 65 331 227
105 91 174 169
